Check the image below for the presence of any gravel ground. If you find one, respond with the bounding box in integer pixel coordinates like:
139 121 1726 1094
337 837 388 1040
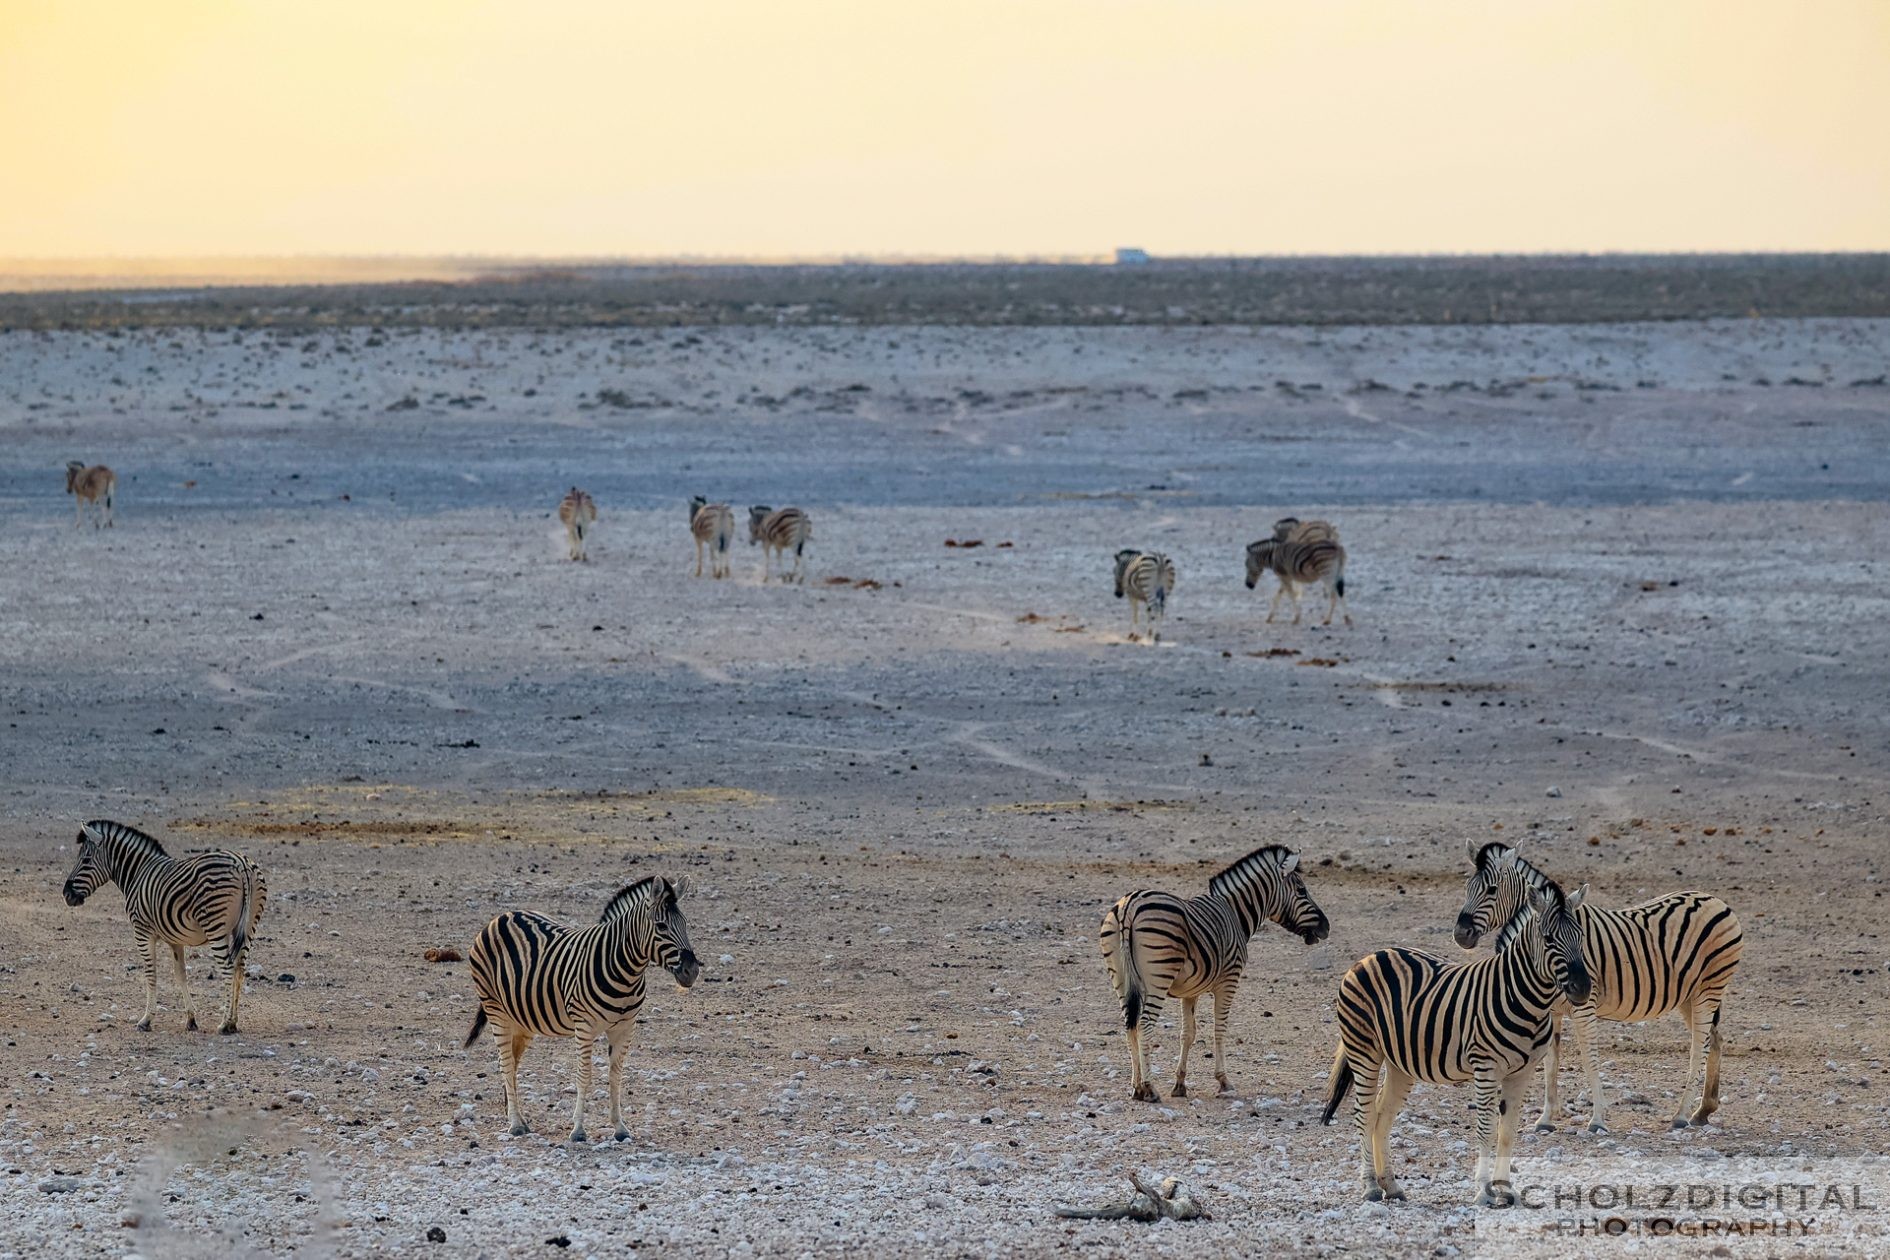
1 319 1887 1257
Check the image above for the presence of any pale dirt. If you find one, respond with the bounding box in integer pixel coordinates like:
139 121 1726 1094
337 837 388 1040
0 320 1887 1257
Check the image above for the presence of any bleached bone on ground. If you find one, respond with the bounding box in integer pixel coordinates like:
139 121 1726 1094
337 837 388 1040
1056 1172 1210 1222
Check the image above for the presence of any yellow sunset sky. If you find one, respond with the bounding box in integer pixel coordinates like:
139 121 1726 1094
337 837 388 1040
2 0 1885 258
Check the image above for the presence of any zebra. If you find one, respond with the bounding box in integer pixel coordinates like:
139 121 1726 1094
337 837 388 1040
689 497 736 578
60 820 267 1035
65 461 116 529
1112 549 1176 643
1244 535 1350 626
464 875 701 1143
1454 840 1743 1132
558 487 598 562
1323 881 1590 1207
748 505 812 583
1271 516 1338 545
1099 844 1329 1101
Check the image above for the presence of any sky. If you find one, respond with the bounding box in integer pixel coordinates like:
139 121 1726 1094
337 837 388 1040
2 0 1886 258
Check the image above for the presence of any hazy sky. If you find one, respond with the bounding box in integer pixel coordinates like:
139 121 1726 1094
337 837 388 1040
3 0 1885 257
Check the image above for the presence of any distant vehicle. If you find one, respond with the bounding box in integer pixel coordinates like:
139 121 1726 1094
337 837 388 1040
1115 247 1151 265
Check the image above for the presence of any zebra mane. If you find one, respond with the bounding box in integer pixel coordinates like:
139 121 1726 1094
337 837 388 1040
599 876 671 924
83 819 168 859
1492 878 1566 952
1476 842 1552 891
1208 844 1291 900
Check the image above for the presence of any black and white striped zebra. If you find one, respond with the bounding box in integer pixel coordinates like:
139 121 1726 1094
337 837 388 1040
464 875 701 1143
1100 844 1329 1101
689 496 735 579
748 505 812 583
1323 881 1591 1206
1454 841 1743 1132
1244 534 1350 626
558 487 598 562
1112 549 1176 643
1271 516 1339 545
61 819 267 1035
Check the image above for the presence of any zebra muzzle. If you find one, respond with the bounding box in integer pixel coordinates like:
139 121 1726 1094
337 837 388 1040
671 950 701 989
62 882 86 907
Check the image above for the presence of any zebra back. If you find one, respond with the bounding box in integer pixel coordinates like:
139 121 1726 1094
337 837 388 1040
749 506 810 549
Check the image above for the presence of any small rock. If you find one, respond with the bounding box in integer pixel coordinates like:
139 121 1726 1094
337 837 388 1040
1545 786 1562 798
39 1176 84 1194
426 1226 446 1243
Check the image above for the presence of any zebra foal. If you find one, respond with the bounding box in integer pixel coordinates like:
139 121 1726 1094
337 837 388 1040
1112 549 1176 643
61 820 267 1034
1100 844 1329 1101
689 496 735 578
748 505 812 583
465 875 701 1143
1455 840 1742 1132
1324 882 1590 1206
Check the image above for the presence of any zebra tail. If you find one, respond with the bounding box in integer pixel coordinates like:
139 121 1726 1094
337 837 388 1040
1336 575 1346 597
230 863 257 957
1321 1046 1354 1125
1103 901 1145 1030
464 1006 489 1049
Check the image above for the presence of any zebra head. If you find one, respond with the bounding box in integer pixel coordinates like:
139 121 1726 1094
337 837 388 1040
1528 882 1592 1006
1454 839 1533 949
1209 845 1331 945
1244 540 1276 589
690 495 707 523
62 827 106 906
1271 517 1301 541
1113 550 1142 598
66 461 86 493
654 876 701 991
748 506 772 544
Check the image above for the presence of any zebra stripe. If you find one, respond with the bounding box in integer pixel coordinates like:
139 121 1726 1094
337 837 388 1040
1272 516 1339 545
748 505 812 583
1099 844 1329 1101
1323 882 1590 1206
1454 840 1742 1132
558 487 598 562
1244 535 1350 626
465 876 701 1142
689 497 736 579
1112 549 1176 643
61 819 267 1034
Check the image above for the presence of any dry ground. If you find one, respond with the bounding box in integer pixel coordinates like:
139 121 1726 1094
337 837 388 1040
1 319 1887 1257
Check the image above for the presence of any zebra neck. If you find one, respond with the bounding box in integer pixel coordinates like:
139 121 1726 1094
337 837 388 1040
599 913 656 971
1495 938 1560 1013
101 839 164 888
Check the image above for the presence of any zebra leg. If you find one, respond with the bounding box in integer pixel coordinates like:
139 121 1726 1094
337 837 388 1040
793 541 806 583
171 943 198 1032
499 1025 533 1136
1672 1001 1707 1129
1534 1012 1564 1131
1265 584 1284 623
1210 985 1233 1094
1692 1002 1724 1125
1351 1056 1385 1200
569 1034 597 1143
1171 997 1197 1097
215 935 246 1034
1371 1066 1414 1201
694 537 704 577
1289 582 1305 625
1569 1004 1608 1133
1129 996 1163 1102
1472 1065 1504 1204
1487 1071 1529 1207
134 933 159 1031
606 1025 634 1141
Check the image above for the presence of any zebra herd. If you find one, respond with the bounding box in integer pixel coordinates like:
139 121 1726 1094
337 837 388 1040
1101 839 1742 1206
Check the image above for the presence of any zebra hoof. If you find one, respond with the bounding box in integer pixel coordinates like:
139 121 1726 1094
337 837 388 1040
1131 1083 1160 1103
1586 1122 1608 1135
567 1130 588 1145
1170 1082 1188 1098
614 1130 630 1143
1670 1118 1690 1131
136 1018 152 1032
1364 1186 1385 1203
218 1022 238 1036
1216 1078 1232 1096
1382 1182 1407 1203
1535 1122 1557 1134
185 1016 199 1032
1478 1182 1518 1209
509 1123 530 1137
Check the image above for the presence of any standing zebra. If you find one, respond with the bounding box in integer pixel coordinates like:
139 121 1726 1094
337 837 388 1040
1324 882 1590 1206
689 496 736 579
558 487 598 562
1100 844 1329 1101
65 461 116 529
1244 534 1350 626
1454 841 1742 1132
748 505 812 583
465 875 700 1143
61 820 267 1035
1112 549 1177 643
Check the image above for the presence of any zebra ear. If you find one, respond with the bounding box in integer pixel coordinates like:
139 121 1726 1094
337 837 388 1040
1279 850 1300 874
669 873 696 900
1464 836 1482 863
1566 883 1588 911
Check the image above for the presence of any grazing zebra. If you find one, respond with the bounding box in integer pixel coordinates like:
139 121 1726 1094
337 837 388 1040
1244 535 1350 626
65 461 116 529
1112 549 1177 643
1323 882 1590 1207
464 876 701 1143
1454 841 1743 1132
61 820 267 1035
748 505 812 583
1271 516 1339 545
558 487 598 562
1099 845 1329 1101
689 496 735 578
